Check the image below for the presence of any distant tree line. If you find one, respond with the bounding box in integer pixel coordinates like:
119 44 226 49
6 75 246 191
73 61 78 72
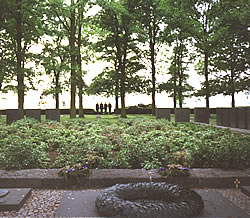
0 0 249 118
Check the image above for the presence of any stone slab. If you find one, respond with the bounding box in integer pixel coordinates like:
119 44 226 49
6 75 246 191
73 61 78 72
222 108 231 127
6 109 23 125
156 108 171 120
230 108 238 128
194 108 210 124
0 188 32 211
45 109 60 122
247 107 250 130
195 190 249 217
238 107 247 129
241 186 250 197
25 109 41 122
55 190 102 217
90 169 149 188
216 108 223 126
175 108 190 123
55 189 249 218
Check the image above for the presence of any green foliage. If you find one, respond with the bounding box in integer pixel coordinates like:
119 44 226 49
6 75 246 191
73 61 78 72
0 118 249 170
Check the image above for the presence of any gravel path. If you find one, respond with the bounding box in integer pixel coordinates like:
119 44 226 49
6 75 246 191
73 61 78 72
0 188 249 217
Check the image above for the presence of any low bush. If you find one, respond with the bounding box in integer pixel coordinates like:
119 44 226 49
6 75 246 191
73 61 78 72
0 118 249 170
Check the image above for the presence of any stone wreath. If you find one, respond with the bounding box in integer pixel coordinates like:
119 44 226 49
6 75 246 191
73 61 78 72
95 182 204 218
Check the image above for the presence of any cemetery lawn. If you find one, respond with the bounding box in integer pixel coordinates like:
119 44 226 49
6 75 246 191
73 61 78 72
0 117 249 170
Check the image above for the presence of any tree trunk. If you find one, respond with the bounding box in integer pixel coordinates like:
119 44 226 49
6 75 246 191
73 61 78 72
230 66 235 108
115 95 119 110
149 21 156 116
55 71 60 109
70 0 76 118
16 0 24 117
77 9 84 118
204 51 210 108
120 39 128 119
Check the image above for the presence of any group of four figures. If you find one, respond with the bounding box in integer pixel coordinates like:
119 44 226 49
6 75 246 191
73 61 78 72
96 102 112 114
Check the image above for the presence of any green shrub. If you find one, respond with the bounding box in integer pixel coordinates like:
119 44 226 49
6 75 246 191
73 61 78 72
0 118 249 170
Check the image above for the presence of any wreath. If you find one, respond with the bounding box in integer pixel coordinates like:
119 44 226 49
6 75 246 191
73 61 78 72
96 182 204 217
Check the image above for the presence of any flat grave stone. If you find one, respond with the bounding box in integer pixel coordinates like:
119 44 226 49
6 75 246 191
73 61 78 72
195 190 249 217
45 109 60 122
56 190 101 217
194 108 209 124
241 186 250 197
175 108 190 123
56 189 249 217
156 108 170 120
6 109 23 125
25 109 41 122
0 188 32 211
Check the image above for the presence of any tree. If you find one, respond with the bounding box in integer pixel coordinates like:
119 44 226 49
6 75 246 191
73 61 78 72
94 0 143 118
1 0 46 113
159 39 193 108
209 0 249 107
46 0 90 118
184 0 221 108
41 36 70 109
136 0 163 115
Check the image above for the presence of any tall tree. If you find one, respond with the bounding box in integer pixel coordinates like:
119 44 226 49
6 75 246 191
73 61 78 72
136 0 163 115
184 0 220 108
46 0 90 118
94 0 142 118
210 0 249 107
1 0 46 111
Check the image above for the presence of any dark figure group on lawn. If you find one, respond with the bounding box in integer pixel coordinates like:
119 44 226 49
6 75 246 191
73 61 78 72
96 102 112 114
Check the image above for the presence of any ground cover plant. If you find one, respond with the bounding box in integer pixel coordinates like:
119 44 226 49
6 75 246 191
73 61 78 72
0 118 249 170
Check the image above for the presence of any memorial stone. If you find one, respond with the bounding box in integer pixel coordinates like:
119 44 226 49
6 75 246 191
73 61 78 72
6 109 23 125
237 107 247 129
156 108 171 120
194 108 210 124
25 109 41 122
222 108 230 127
45 109 60 122
229 108 238 128
216 108 223 126
175 108 190 123
246 107 250 130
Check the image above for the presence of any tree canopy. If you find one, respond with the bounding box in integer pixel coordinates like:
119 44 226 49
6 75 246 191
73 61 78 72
0 0 248 116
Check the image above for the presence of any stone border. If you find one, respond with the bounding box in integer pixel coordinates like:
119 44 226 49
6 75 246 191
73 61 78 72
0 168 249 189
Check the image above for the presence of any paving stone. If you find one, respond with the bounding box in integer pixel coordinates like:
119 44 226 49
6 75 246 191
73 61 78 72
55 189 249 218
241 186 250 197
0 188 32 211
195 190 249 217
55 190 101 217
